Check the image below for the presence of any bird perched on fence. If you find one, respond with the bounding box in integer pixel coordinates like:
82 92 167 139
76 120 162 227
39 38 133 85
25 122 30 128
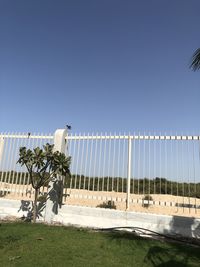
66 125 71 130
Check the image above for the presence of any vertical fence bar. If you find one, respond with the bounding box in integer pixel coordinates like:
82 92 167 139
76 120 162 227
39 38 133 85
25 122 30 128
0 136 4 164
70 133 77 189
122 133 126 193
92 134 98 191
176 135 179 211
192 140 197 213
0 134 6 193
88 133 94 190
39 133 46 195
170 138 173 195
10 133 20 195
79 133 85 190
143 134 146 195
117 134 121 193
153 134 156 194
3 133 12 195
17 133 25 196
132 133 135 194
159 135 162 195
187 139 191 213
111 134 116 192
83 133 89 190
102 133 107 191
97 133 102 191
137 133 141 195
14 136 23 196
126 135 132 210
180 137 184 212
74 133 81 189
106 134 111 192
148 134 151 198
164 134 167 194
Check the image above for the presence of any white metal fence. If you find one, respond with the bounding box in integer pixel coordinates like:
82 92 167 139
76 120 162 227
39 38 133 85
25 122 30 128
0 133 53 197
1 131 200 217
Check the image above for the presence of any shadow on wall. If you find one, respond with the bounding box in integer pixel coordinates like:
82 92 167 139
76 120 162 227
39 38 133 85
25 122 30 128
164 215 200 239
18 180 63 222
46 180 63 215
18 197 46 222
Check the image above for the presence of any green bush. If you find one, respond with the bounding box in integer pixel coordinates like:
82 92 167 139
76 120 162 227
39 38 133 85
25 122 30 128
97 200 116 209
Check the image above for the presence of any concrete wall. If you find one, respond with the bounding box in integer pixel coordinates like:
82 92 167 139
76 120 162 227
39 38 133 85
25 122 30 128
0 198 200 239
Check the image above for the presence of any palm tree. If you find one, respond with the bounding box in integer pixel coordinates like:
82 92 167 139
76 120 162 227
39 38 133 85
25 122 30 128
190 48 200 71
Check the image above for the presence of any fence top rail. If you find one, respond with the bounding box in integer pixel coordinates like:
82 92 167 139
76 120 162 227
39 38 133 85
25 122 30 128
65 135 200 140
0 134 54 139
1 133 200 141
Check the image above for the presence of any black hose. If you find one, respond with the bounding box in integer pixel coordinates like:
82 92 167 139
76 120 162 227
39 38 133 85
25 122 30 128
97 226 200 247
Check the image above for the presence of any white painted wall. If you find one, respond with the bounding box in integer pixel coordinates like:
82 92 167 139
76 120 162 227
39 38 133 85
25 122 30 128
0 198 200 239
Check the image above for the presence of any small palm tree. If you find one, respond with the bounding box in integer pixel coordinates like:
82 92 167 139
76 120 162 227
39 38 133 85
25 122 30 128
190 48 200 71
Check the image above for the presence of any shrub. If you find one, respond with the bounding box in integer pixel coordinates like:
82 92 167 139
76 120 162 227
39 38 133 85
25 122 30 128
142 195 153 208
97 200 116 209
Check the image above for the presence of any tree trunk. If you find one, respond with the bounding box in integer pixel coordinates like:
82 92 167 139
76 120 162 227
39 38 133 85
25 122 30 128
33 188 38 223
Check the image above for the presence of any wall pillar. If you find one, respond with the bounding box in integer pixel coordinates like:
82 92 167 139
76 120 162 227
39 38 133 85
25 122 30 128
44 129 67 223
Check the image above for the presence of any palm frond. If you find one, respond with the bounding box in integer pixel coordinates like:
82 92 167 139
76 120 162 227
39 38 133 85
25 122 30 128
190 48 200 71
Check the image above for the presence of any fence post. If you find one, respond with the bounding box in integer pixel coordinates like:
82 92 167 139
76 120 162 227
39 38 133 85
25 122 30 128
44 129 67 224
126 135 132 210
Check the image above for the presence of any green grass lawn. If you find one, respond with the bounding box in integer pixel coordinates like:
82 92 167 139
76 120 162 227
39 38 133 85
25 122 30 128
0 222 199 267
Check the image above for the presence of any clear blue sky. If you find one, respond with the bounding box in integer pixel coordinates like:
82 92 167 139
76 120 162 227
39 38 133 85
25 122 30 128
0 0 200 134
